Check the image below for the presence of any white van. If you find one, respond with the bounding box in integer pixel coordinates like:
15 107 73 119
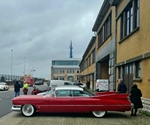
95 79 109 91
48 80 73 89
38 80 74 96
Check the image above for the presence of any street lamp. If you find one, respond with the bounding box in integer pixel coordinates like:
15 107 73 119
31 70 35 77
11 49 13 81
24 57 26 76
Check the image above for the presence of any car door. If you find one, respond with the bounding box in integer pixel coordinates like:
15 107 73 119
48 89 75 112
73 90 96 112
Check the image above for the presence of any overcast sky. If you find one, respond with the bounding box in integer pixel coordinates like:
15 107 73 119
0 0 103 79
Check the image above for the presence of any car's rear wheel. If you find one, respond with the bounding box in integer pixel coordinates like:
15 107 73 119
92 111 106 118
21 104 35 117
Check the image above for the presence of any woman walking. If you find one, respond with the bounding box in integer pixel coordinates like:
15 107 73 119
130 84 143 116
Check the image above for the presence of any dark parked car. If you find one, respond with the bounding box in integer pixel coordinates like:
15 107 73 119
34 80 43 85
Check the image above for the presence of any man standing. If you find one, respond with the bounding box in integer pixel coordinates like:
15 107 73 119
117 79 127 93
23 82 28 95
14 81 21 97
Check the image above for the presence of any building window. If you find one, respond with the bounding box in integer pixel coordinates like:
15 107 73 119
118 66 122 79
120 0 139 40
124 65 128 74
134 0 140 28
98 28 103 48
129 63 133 73
60 69 64 73
135 61 141 78
54 76 58 80
60 76 64 80
92 49 95 64
67 69 74 73
70 69 74 73
104 13 111 40
54 69 58 74
89 54 91 66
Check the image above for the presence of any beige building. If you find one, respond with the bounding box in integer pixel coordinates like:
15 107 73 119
80 1 116 91
111 0 150 99
80 0 150 100
51 59 81 82
79 36 96 89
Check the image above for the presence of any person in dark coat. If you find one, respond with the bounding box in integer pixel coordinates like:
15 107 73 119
117 79 127 93
86 80 90 89
14 81 21 97
130 84 143 116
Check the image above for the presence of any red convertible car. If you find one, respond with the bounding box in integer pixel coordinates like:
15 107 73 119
11 86 133 117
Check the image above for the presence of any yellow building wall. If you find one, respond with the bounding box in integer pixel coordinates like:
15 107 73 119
116 0 150 98
96 7 116 53
117 0 150 63
136 58 150 98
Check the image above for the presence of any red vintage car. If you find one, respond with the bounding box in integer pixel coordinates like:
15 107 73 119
11 86 133 117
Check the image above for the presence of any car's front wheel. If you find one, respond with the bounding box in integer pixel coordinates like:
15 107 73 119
21 104 35 117
92 111 106 118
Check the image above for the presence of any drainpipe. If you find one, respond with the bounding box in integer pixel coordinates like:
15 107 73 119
114 6 117 91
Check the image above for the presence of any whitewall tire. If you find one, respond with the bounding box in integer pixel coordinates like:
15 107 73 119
92 111 106 118
21 104 35 117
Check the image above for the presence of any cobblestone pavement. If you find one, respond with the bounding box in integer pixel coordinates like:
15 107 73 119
0 111 149 125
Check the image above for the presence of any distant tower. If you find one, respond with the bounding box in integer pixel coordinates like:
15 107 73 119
69 41 73 58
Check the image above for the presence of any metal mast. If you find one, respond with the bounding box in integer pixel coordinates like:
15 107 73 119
69 41 73 58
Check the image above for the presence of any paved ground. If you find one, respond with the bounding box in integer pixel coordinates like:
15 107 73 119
0 111 150 125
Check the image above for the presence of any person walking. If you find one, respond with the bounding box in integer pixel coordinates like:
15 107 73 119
23 82 28 95
117 79 127 93
14 81 21 97
130 84 143 116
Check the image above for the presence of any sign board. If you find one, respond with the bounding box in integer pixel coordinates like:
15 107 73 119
96 79 109 91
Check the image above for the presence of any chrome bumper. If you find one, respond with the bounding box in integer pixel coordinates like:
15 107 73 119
11 105 21 111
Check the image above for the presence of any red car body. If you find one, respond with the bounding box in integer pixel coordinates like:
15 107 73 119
11 86 132 117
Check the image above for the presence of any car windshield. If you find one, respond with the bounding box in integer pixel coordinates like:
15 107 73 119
83 88 95 96
44 89 54 96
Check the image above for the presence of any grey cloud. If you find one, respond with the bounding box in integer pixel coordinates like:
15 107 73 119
0 0 103 78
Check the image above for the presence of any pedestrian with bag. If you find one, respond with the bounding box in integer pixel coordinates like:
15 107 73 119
23 82 28 95
130 84 143 116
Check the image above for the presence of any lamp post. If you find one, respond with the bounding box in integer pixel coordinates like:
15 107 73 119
24 57 26 76
11 49 13 81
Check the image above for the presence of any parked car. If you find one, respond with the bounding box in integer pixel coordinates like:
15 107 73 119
0 82 9 91
34 79 44 85
73 82 86 88
48 80 73 88
34 80 40 85
11 86 132 117
36 80 74 95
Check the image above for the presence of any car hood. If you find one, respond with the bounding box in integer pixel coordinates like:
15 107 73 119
12 95 44 101
0 85 8 87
